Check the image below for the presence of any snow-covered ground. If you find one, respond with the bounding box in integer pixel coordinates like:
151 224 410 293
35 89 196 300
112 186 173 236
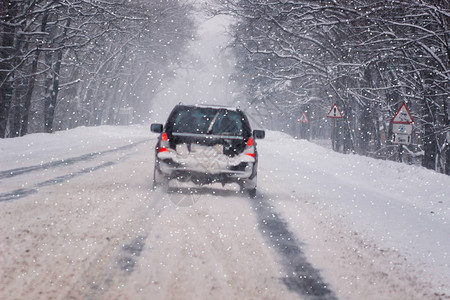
1 125 449 299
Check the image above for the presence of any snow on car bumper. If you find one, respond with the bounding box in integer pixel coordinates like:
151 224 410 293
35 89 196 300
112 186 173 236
156 146 255 179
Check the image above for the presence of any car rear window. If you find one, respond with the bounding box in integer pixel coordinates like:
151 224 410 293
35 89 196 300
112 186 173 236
167 106 248 137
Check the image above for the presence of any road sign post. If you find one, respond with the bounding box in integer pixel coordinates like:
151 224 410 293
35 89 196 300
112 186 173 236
327 104 343 151
391 102 414 162
297 112 310 140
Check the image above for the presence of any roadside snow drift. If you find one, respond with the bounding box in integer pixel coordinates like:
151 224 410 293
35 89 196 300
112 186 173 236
1 125 449 299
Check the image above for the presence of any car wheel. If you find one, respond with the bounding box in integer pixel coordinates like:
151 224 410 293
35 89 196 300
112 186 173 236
248 188 257 198
241 174 257 198
152 166 167 190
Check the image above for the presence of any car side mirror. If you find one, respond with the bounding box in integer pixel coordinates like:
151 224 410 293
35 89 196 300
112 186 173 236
253 129 265 139
151 123 163 133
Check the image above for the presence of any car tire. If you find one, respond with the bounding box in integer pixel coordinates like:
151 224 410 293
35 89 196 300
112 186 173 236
152 165 167 190
240 174 258 198
248 188 257 198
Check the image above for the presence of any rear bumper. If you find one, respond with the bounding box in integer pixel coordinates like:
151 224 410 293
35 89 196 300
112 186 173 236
158 157 254 177
154 144 258 188
156 157 256 187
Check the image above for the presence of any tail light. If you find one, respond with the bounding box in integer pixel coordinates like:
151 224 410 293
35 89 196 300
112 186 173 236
159 132 169 153
245 137 255 158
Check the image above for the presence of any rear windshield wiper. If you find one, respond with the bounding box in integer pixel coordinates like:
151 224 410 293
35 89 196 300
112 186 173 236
206 111 220 134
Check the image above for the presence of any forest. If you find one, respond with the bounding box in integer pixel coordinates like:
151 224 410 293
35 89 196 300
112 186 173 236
212 0 449 175
0 0 195 136
1 0 449 175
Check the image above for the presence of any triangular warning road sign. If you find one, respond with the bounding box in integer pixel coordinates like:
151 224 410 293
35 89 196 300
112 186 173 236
391 102 413 124
298 112 309 123
327 104 343 118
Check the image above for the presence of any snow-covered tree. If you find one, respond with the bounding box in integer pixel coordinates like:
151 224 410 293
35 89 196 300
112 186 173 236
213 0 449 174
0 0 196 136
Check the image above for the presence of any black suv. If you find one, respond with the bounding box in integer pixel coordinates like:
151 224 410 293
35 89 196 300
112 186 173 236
151 104 265 197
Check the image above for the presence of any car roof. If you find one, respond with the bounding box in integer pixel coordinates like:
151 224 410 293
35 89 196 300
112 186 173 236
176 104 240 112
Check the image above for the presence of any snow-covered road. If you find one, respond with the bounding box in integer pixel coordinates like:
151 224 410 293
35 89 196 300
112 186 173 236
1 125 449 299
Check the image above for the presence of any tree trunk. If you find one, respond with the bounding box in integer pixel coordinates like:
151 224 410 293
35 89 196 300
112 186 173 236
446 138 450 175
343 104 354 154
43 51 54 133
6 19 26 137
0 7 16 138
21 50 39 135
421 95 438 170
443 94 450 175
359 104 373 155
46 48 63 132
10 78 23 137
21 12 48 135
44 18 70 133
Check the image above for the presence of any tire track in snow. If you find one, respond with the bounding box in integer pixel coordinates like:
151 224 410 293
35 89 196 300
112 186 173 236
0 139 148 180
254 196 337 299
117 235 147 273
0 140 147 202
0 161 115 202
66 189 167 299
